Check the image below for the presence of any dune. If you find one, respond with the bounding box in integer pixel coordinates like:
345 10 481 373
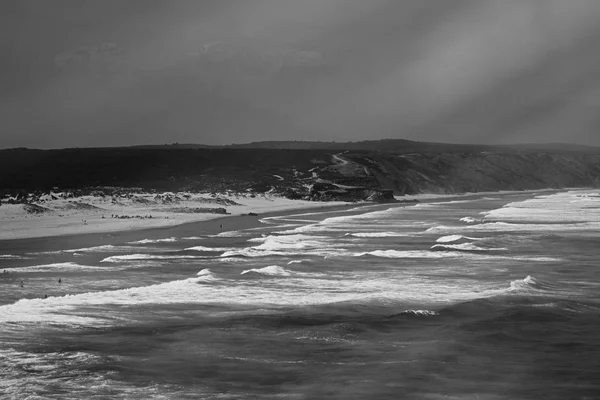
0 192 348 240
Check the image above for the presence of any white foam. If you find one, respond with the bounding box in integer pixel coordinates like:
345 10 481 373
129 237 178 244
401 310 439 316
196 268 219 282
247 234 327 244
0 255 25 259
221 247 348 258
356 250 459 259
355 249 557 262
426 221 600 234
241 265 292 276
0 270 532 326
483 190 600 224
218 234 341 258
459 217 478 223
185 245 231 252
8 262 107 273
287 259 312 265
216 257 249 263
509 275 538 292
428 199 476 205
210 230 247 238
253 234 332 251
100 254 209 263
345 232 408 238
64 245 134 253
260 204 381 222
274 206 428 235
34 245 149 255
430 243 507 252
435 235 482 243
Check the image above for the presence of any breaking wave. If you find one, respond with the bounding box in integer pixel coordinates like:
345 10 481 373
209 230 247 238
185 245 231 252
241 265 292 277
129 237 178 244
430 243 508 252
7 262 107 273
250 234 332 250
355 250 460 259
508 275 563 293
287 259 312 265
344 232 408 238
100 254 210 263
436 234 482 243
0 255 26 260
426 221 600 234
221 248 348 258
196 268 219 282
33 245 142 255
355 250 558 262
399 310 439 316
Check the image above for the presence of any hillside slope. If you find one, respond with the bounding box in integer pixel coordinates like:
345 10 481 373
1 147 599 201
342 151 600 195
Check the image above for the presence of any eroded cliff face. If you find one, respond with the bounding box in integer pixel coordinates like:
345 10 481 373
341 151 600 195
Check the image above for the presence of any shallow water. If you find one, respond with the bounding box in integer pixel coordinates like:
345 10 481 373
1 190 600 399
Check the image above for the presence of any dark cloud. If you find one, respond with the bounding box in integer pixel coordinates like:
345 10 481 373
2 0 600 148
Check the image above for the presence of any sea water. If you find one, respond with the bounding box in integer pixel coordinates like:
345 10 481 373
1 190 599 399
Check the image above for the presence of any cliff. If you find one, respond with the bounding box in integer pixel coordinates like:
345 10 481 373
1 144 599 202
341 151 600 195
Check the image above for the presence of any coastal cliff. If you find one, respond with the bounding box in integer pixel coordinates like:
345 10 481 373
341 151 600 195
1 142 599 202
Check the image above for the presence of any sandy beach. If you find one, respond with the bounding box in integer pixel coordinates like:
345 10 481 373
0 191 351 241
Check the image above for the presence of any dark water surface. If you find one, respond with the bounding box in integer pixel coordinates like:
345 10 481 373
1 191 599 399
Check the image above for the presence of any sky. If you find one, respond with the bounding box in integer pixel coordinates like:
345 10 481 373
2 0 600 149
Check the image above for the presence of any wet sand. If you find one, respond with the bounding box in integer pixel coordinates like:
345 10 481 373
0 202 360 255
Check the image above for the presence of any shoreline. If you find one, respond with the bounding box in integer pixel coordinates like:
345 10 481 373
0 199 366 253
0 187 574 248
0 192 354 242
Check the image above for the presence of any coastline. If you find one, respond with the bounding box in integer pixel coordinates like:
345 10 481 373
0 192 351 242
0 187 570 248
0 195 366 254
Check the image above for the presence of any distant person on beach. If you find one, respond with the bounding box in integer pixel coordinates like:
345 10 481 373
20 280 24 287
44 295 48 299
58 278 62 284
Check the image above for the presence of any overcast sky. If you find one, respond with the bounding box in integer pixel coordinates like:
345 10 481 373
2 0 600 148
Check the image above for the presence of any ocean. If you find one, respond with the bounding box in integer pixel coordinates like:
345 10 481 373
1 190 599 399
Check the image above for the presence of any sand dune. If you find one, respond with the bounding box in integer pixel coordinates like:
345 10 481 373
0 191 346 240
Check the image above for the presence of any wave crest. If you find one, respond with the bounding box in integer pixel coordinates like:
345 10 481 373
431 243 507 252
100 254 207 263
130 237 177 244
435 235 481 243
196 268 219 282
241 265 292 276
186 245 231 252
509 275 559 293
399 309 439 316
344 232 407 238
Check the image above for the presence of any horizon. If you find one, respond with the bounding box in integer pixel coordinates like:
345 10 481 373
3 1 600 148
2 138 599 152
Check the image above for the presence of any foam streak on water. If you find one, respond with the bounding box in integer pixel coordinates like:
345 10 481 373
1 189 600 399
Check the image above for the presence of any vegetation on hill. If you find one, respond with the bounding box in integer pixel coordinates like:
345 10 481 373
1 140 599 201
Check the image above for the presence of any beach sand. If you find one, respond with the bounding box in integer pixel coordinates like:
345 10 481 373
0 192 350 241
